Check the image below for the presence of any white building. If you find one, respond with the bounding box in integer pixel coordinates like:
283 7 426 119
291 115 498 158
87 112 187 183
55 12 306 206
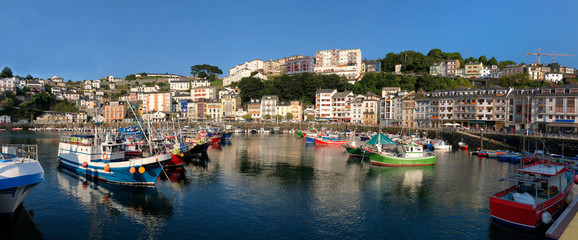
349 95 365 124
260 95 279 119
380 87 401 126
545 72 564 82
191 79 210 88
51 75 63 82
0 77 20 94
191 86 216 101
92 80 101 89
0 115 11 124
315 89 337 120
223 59 265 86
106 75 124 82
314 49 362 84
331 91 355 122
170 80 190 91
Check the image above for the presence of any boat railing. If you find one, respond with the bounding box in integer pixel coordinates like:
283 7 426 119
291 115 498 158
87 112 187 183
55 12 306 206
0 144 38 162
60 135 95 146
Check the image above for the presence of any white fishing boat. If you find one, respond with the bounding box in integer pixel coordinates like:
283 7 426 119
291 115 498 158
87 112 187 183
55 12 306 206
0 145 44 217
57 132 172 185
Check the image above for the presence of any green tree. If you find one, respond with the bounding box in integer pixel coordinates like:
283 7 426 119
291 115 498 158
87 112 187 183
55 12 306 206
190 64 223 80
25 74 33 80
487 57 498 66
242 114 252 121
285 113 293 120
0 67 13 78
498 60 517 68
125 74 136 80
478 55 488 65
274 115 283 121
263 114 271 120
237 77 265 102
306 114 315 120
1 98 15 108
205 114 211 120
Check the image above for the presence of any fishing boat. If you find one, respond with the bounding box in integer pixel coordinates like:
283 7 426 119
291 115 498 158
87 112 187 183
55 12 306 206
362 133 436 167
458 142 469 150
0 145 44 217
57 134 172 185
432 139 452 151
12 128 23 131
342 140 369 158
314 138 348 145
490 161 574 230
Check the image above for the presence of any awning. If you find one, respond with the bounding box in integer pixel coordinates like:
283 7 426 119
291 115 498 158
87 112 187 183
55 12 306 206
469 121 486 124
545 123 578 128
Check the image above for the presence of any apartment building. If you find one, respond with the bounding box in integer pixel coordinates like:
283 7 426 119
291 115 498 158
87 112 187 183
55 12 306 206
363 92 380 125
290 100 303 122
248 99 262 120
261 95 279 119
465 62 483 78
414 94 431 128
223 59 265 86
170 80 190 91
191 86 216 101
379 87 401 126
349 95 365 124
314 49 362 83
285 57 315 75
206 99 222 122
221 94 241 121
143 92 172 113
104 101 128 122
331 91 354 122
315 89 337 120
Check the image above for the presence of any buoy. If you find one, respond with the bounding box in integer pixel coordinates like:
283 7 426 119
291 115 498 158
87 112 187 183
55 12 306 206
130 167 136 174
82 162 88 168
574 174 578 184
102 152 108 160
542 211 552 225
156 158 158 162
179 154 184 157
138 166 145 174
104 164 111 172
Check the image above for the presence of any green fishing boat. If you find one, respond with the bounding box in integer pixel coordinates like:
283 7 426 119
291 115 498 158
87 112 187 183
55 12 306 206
368 143 436 167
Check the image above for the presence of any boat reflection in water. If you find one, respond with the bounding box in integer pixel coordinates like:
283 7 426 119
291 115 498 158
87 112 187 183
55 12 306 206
56 168 173 236
367 165 436 201
0 204 43 240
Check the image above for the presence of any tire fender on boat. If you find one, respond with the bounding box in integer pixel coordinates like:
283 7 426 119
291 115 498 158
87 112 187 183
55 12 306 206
542 211 552 225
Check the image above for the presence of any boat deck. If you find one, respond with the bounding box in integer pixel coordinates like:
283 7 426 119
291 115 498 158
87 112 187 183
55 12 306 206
546 187 578 239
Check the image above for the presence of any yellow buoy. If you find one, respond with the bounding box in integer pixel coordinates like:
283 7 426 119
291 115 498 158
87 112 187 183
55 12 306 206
138 166 145 174
104 164 111 172
130 167 136 174
179 154 184 157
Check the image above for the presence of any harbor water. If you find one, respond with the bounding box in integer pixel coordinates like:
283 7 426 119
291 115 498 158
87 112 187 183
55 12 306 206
0 132 555 239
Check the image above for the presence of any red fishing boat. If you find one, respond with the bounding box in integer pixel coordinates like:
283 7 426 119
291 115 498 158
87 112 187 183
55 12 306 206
458 142 468 150
313 138 348 145
489 161 574 230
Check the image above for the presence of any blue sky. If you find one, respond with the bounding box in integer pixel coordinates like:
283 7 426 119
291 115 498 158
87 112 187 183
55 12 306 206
1 0 576 81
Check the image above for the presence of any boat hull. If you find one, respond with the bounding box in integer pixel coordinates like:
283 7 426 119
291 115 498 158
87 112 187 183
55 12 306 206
0 161 44 217
343 144 368 158
58 151 171 185
489 171 574 230
369 152 436 167
314 138 347 145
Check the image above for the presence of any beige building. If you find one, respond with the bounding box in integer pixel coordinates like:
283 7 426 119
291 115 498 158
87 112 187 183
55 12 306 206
314 49 362 83
362 92 380 125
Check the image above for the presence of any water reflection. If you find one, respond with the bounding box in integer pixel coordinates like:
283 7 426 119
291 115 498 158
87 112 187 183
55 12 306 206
56 168 173 238
0 204 44 240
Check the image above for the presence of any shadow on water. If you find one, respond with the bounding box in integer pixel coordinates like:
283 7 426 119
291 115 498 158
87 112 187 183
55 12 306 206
0 204 44 240
488 219 548 240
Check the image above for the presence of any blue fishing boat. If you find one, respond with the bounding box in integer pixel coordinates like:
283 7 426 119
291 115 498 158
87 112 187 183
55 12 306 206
57 134 171 185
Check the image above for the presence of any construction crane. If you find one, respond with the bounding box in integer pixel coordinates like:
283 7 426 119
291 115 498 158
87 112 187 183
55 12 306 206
526 48 575 64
